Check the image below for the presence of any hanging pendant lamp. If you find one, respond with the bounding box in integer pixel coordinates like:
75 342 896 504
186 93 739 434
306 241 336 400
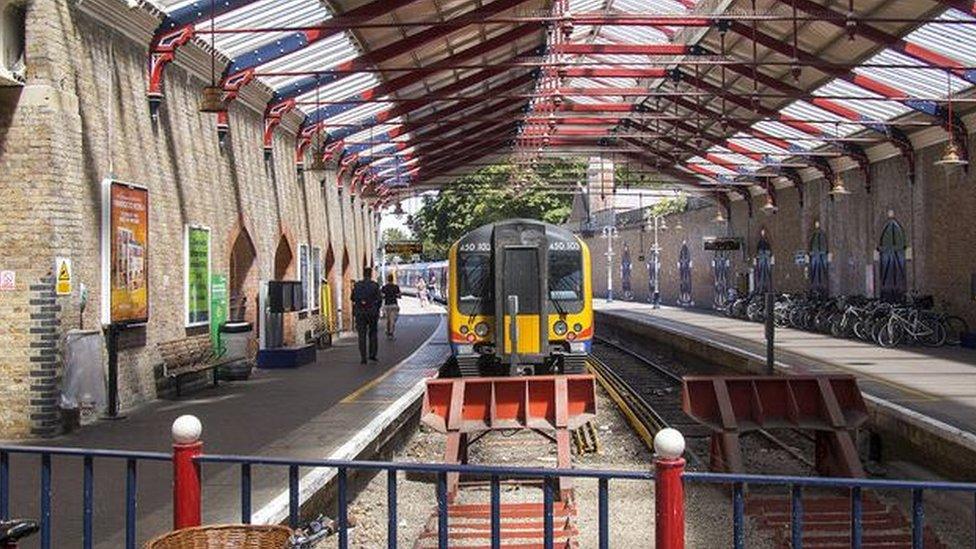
828 173 851 196
936 69 968 172
199 0 226 113
305 75 328 182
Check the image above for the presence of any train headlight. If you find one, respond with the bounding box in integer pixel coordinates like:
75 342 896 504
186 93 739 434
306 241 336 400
474 322 490 337
573 323 583 332
460 325 469 335
567 332 577 341
553 320 568 336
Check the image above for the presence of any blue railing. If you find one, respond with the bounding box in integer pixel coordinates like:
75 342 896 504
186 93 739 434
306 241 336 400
3 443 976 549
685 471 976 549
196 453 654 549
0 445 170 549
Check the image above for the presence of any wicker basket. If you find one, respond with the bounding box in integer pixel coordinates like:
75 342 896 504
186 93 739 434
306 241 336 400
144 524 292 549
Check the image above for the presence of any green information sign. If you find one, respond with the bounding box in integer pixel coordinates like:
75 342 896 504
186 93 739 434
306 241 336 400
210 274 228 354
185 226 211 326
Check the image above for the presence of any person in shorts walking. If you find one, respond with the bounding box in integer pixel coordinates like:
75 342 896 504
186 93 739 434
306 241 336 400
381 274 402 339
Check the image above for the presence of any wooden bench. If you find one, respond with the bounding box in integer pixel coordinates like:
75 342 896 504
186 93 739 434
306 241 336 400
158 335 233 397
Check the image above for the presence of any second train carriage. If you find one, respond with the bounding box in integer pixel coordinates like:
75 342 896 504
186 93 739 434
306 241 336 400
447 219 593 376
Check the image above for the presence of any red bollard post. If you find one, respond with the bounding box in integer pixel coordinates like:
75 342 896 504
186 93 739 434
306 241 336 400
172 415 203 530
654 428 686 549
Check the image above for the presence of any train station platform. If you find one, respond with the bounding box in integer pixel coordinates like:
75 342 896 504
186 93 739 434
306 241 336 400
594 300 976 480
5 298 448 548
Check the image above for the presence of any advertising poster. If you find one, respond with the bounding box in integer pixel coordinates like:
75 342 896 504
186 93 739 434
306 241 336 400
185 225 211 326
210 274 228 354
103 181 149 325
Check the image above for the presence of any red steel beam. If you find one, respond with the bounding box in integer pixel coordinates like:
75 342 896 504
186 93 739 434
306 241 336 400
552 44 694 56
777 0 976 83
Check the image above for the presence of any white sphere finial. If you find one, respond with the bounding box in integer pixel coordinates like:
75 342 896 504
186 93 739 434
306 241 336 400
172 415 202 444
653 428 685 460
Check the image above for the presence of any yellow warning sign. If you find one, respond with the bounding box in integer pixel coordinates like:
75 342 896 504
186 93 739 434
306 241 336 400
56 257 72 296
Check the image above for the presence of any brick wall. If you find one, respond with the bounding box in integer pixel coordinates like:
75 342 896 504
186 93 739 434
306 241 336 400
585 138 976 327
0 1 376 438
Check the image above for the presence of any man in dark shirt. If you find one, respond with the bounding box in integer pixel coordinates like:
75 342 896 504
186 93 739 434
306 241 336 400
351 267 382 364
381 274 402 339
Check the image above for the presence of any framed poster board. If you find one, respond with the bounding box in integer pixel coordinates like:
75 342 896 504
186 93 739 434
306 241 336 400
312 247 322 312
101 179 150 326
299 244 309 311
184 225 212 327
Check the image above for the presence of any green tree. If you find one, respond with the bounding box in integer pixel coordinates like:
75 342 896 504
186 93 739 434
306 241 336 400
382 227 409 242
408 161 581 259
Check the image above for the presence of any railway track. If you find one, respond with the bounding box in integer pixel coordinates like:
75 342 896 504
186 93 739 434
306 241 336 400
588 336 814 471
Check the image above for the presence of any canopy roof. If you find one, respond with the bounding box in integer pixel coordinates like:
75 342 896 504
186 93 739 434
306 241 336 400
146 0 976 203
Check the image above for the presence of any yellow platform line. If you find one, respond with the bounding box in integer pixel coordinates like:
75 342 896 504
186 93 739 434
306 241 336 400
341 365 405 404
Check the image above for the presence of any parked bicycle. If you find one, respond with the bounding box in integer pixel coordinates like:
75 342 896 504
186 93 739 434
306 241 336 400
724 292 969 350
1 519 38 549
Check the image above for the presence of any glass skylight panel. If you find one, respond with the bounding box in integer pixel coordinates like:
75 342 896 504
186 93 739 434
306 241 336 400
905 9 976 66
708 149 762 168
855 49 970 99
201 0 329 58
323 101 391 127
601 25 670 45
258 34 359 89
752 121 821 150
568 0 604 12
726 134 790 156
781 101 863 136
347 123 403 144
687 155 736 175
813 79 911 122
294 72 381 108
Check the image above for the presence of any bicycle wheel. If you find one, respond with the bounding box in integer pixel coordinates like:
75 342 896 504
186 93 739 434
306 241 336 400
944 316 970 346
876 321 903 348
830 315 849 338
920 319 947 347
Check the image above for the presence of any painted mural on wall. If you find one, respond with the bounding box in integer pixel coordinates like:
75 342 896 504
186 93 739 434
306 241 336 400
621 243 633 300
755 228 773 294
878 215 908 302
678 242 693 306
712 251 731 310
808 222 829 299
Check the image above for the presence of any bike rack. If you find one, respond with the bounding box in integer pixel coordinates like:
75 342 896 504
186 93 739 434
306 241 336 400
682 375 868 477
422 374 597 501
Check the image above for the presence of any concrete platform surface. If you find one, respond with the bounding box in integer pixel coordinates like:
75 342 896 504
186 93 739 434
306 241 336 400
4 297 446 549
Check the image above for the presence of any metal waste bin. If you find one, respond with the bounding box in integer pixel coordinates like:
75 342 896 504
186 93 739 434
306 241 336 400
220 321 255 380
61 329 106 428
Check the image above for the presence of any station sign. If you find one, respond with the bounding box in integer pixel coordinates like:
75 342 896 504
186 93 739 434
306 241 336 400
703 237 743 251
385 240 423 256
